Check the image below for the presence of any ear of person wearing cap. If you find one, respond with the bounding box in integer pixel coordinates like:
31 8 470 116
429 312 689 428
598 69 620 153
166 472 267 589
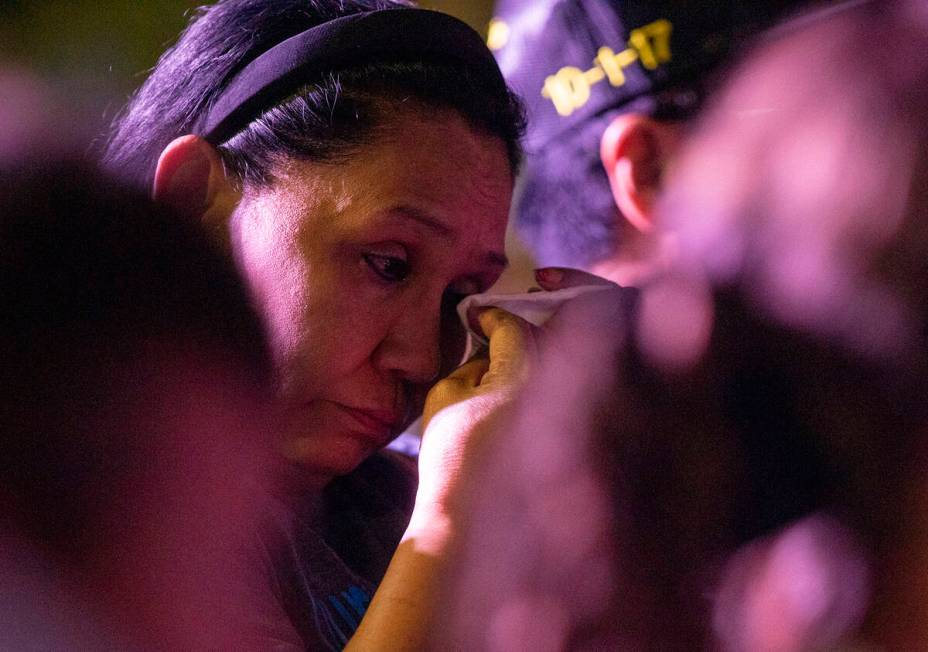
489 0 819 287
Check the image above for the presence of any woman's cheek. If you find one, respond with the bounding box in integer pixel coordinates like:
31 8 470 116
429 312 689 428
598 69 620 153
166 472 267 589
439 301 468 376
315 289 388 370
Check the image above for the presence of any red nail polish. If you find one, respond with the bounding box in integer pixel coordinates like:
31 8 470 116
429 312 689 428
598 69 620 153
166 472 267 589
535 268 563 285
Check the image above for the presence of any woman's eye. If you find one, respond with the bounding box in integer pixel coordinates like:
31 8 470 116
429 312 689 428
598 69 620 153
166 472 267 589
363 253 410 283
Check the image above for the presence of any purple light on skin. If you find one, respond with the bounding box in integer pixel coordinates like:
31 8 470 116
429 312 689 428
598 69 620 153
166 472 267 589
662 43 920 363
489 594 569 652
636 273 714 373
713 515 871 652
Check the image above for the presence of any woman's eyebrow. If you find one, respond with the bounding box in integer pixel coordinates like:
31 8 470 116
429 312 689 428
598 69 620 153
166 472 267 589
391 205 455 237
389 206 509 269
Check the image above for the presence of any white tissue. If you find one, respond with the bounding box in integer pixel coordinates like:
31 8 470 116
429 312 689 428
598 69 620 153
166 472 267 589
456 285 615 348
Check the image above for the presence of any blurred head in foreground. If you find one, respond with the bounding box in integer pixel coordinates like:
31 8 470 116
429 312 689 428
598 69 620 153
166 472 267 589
0 159 274 649
490 0 816 283
650 1 928 645
437 1 928 649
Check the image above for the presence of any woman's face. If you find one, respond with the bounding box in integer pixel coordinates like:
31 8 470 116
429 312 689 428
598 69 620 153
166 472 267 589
230 107 513 486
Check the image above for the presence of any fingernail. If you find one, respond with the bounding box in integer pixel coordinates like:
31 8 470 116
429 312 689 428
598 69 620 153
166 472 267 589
534 268 563 285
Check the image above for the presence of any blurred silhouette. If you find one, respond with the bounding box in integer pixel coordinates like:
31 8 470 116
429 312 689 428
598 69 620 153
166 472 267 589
435 0 928 649
0 158 275 649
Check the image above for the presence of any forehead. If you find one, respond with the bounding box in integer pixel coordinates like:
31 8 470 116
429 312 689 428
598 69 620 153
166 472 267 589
270 107 514 247
358 107 512 215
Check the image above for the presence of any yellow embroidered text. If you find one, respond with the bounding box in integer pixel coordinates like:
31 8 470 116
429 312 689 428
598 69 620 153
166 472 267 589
542 18 672 117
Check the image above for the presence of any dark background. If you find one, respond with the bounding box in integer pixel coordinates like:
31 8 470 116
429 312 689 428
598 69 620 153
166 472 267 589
0 1 497 137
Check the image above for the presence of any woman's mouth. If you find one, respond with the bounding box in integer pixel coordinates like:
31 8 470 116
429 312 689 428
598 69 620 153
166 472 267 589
332 403 399 440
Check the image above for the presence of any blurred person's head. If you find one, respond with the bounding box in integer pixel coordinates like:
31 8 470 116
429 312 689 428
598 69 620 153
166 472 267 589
437 1 928 649
659 0 928 367
103 0 525 489
490 0 817 283
639 0 928 646
0 159 274 649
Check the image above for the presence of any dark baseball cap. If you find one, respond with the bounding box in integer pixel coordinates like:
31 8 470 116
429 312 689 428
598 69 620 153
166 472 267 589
489 0 818 155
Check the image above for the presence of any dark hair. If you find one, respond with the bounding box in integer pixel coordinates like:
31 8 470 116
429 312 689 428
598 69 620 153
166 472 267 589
102 0 525 191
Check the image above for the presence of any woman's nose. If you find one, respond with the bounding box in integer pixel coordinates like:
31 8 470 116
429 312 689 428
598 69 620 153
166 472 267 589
374 304 442 385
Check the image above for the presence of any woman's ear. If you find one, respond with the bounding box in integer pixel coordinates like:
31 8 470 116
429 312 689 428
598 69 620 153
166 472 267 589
600 114 681 233
153 135 239 228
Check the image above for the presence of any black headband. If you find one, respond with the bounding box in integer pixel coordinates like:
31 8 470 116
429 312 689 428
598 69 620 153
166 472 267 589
196 8 508 144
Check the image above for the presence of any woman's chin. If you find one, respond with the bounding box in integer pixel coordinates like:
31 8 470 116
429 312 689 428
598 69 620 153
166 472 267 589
279 429 380 486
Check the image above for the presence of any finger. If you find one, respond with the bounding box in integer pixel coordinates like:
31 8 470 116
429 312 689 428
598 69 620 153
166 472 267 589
444 355 490 388
423 357 490 426
534 266 616 291
476 307 537 383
